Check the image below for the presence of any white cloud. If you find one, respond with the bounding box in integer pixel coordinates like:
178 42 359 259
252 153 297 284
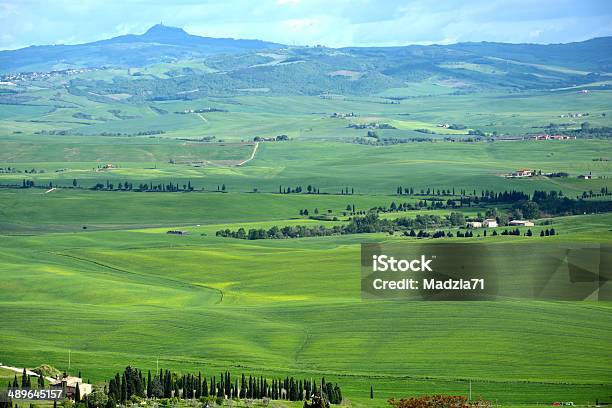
529 29 542 39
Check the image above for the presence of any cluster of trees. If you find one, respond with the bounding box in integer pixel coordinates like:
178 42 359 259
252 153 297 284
279 185 320 194
217 213 456 240
580 187 611 199
276 186 354 195
348 122 396 130
254 134 289 142
374 199 462 213
298 208 336 218
393 187 533 204
402 229 460 238
444 136 484 142
533 189 612 216
401 228 556 239
217 224 342 240
540 228 556 236
478 190 531 204
378 196 541 214
562 125 612 139
6 369 45 389
396 187 416 195
105 367 341 406
108 367 145 404
2 167 44 174
395 214 457 229
92 180 196 192
546 172 569 178
2 370 55 408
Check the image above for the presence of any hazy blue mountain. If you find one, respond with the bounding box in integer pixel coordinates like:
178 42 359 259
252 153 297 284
0 24 283 73
2 24 611 76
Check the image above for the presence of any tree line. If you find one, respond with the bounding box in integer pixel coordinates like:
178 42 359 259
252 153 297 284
104 367 342 406
532 189 612 216
217 213 463 240
580 187 610 199
92 180 196 192
279 185 321 194
217 210 562 241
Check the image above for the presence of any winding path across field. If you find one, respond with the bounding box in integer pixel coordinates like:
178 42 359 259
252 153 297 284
0 364 55 382
236 142 259 166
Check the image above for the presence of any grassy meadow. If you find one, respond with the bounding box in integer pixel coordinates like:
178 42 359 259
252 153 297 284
1 76 611 407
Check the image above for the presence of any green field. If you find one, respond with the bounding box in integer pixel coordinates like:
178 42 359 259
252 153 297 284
1 71 612 407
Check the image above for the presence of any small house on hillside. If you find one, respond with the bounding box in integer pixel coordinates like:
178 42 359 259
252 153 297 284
483 219 498 228
578 173 593 179
509 220 535 227
466 221 483 229
510 168 533 178
50 376 92 401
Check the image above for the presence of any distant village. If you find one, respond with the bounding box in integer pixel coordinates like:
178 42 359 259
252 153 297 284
0 67 104 83
505 168 597 179
495 133 576 142
175 107 227 114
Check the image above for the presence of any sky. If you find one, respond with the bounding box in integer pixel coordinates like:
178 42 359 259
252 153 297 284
1 0 612 50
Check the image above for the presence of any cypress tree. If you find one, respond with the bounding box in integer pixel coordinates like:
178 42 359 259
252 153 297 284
147 370 152 398
240 374 246 398
120 374 127 404
166 371 172 398
181 374 186 399
370 385 374 399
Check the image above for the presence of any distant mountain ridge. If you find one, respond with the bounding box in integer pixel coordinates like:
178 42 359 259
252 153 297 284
0 24 284 73
1 24 611 75
1 25 611 99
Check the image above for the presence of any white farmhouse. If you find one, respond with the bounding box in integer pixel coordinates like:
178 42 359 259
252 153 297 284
483 219 498 228
509 220 535 227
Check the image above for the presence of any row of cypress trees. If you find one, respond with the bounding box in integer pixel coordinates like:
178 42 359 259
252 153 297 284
107 367 342 404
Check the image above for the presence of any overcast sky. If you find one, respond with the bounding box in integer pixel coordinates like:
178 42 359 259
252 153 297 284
1 0 611 50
